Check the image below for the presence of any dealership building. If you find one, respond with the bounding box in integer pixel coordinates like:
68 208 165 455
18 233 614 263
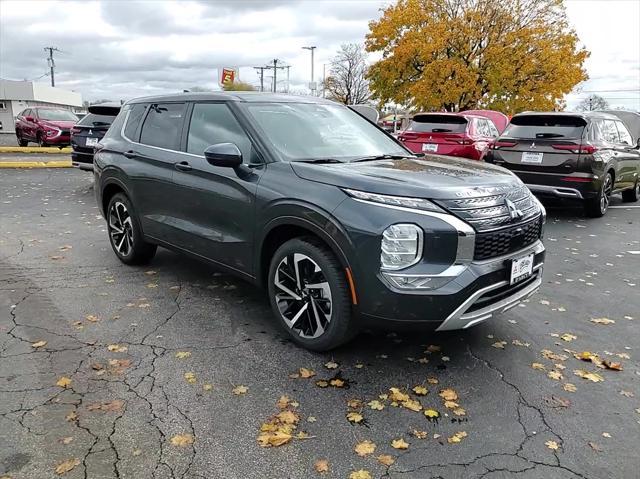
0 79 83 136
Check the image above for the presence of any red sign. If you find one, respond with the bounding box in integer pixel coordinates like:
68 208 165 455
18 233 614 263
220 68 235 85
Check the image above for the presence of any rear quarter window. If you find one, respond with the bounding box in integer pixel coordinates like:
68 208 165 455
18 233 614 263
503 115 586 139
407 114 467 133
123 104 147 141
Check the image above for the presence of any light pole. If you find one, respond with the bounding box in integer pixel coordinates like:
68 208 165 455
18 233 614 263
302 46 316 95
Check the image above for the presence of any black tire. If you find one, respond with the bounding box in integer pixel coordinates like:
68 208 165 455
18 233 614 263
584 172 613 218
37 133 47 148
16 133 28 147
106 192 157 265
621 179 639 202
267 237 357 351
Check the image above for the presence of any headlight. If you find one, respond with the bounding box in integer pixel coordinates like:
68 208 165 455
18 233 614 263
343 188 443 213
380 224 423 270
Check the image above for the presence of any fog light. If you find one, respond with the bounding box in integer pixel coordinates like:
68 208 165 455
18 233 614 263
380 224 423 270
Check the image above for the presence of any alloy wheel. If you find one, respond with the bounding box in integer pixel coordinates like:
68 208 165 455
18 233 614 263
273 253 332 339
600 174 613 214
108 201 134 256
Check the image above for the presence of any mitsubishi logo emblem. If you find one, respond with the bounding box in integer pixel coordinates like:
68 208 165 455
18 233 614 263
505 198 524 220
88 129 93 135
530 142 536 149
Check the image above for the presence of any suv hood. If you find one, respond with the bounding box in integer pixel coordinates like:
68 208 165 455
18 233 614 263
40 120 76 129
290 155 523 200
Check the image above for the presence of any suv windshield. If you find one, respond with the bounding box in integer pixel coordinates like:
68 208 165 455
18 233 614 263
407 114 468 133
503 115 586 139
37 109 79 121
77 113 116 127
243 102 408 161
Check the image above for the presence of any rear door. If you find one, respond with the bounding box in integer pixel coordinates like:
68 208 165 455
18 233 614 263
169 101 263 274
22 109 35 139
125 102 187 241
398 114 469 155
613 120 640 190
490 115 587 174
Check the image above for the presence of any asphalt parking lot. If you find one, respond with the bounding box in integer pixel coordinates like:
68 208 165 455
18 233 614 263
1 168 639 479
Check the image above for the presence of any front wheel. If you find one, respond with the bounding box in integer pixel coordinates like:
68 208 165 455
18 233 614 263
267 237 357 351
16 133 28 147
37 134 47 148
621 179 639 202
106 193 157 265
584 172 613 217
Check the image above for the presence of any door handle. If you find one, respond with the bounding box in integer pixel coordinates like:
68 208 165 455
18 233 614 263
123 150 139 159
175 161 192 172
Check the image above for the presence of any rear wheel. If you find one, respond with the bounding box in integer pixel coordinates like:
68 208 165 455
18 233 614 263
267 237 357 351
584 172 613 217
106 193 157 265
621 179 639 202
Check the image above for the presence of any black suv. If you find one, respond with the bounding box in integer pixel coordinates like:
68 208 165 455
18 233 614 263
71 103 121 171
94 93 546 351
484 112 640 217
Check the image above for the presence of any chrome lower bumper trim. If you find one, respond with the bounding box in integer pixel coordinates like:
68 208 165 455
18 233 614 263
436 265 543 331
527 184 584 199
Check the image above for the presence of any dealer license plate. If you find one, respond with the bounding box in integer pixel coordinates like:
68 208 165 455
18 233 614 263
86 137 99 147
510 254 534 285
521 152 543 164
422 143 438 152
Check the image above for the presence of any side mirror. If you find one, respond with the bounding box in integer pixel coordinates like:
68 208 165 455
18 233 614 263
204 143 242 168
636 138 640 149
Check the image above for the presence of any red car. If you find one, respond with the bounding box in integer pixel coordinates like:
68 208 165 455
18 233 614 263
15 107 79 147
397 112 500 160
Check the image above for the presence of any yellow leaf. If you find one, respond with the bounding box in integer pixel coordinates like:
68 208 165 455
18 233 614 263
389 387 410 402
276 395 290 409
563 383 577 392
545 440 559 450
439 388 458 401
232 385 248 395
391 438 409 450
412 429 428 439
377 454 395 466
56 376 72 388
175 351 191 359
324 361 338 369
492 341 507 349
329 378 345 388
368 400 385 411
574 369 604 382
314 459 329 473
402 399 422 412
424 409 439 419
65 410 77 422
55 458 80 475
590 317 615 325
453 407 466 416
299 367 316 378
107 344 127 353
354 440 376 456
184 372 197 384
444 400 459 409
315 380 329 388
60 436 73 445
203 384 213 391
346 411 364 424
427 377 439 384
349 470 372 479
170 434 194 447
347 399 363 409
447 431 468 444
257 430 292 447
603 360 623 371
276 410 299 424
31 340 47 348
531 362 546 370
85 314 100 322
412 385 428 396
560 333 577 342
547 370 563 381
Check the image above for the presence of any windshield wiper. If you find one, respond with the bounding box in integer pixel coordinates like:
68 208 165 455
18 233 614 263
350 154 411 163
294 158 344 164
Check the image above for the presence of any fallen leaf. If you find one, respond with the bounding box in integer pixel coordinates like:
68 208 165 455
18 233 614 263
412 385 428 396
412 429 428 439
107 344 127 353
346 412 364 424
354 440 376 456
203 384 213 391
424 409 439 419
589 441 602 452
574 369 604 382
347 399 363 409
299 367 316 378
65 410 77 422
31 340 47 348
55 458 80 475
175 351 191 359
49 255 65 260
132 448 142 456
602 432 611 438
315 380 329 388
277 395 290 409
427 377 439 384
590 317 615 325
329 378 345 388
542 349 568 361
276 410 299 424
232 385 248 395
439 388 458 401
447 431 468 444
389 387 410 402
563 383 577 393
324 361 338 369
184 372 197 384
548 370 563 381
314 459 329 473
452 407 466 416
531 362 546 370
170 434 194 447
391 438 409 450
545 440 559 450
56 376 72 388
603 360 623 371
59 436 73 445
85 315 100 322
560 333 577 342
620 390 634 398
368 400 385 411
492 341 507 349
349 471 372 479
377 454 395 466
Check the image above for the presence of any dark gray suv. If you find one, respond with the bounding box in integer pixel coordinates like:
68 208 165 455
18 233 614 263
94 93 546 351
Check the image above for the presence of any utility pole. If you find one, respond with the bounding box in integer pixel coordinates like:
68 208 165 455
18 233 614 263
302 46 317 95
44 46 59 87
264 59 284 93
253 66 266 92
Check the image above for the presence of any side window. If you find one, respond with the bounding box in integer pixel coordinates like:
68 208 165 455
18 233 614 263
187 103 254 162
487 120 499 137
615 121 633 145
32 109 39 118
601 120 619 143
123 104 147 141
22 109 31 117
139 103 186 150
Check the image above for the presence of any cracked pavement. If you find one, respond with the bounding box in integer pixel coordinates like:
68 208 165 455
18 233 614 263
1 169 639 479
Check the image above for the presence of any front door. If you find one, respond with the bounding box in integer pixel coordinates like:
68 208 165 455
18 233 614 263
170 102 263 276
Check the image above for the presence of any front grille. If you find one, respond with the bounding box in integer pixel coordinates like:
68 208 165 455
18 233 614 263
474 217 542 260
60 129 70 135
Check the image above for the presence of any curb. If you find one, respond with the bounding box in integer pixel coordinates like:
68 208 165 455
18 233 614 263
0 160 72 168
0 146 72 154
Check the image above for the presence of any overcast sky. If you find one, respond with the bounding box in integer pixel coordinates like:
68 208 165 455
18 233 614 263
0 0 638 110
